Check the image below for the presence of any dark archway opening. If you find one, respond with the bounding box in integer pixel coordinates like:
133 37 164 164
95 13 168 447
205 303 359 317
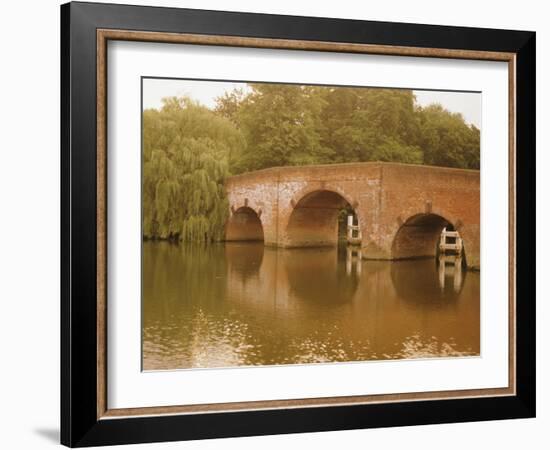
392 214 461 260
225 207 264 242
285 190 357 248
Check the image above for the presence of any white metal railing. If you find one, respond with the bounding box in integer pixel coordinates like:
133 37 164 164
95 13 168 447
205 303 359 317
439 227 462 255
346 215 362 245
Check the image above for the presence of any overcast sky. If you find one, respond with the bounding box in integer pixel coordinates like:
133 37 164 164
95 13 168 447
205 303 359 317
143 78 481 128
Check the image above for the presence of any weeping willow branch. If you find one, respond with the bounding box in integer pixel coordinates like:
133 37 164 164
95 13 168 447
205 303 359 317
143 97 244 242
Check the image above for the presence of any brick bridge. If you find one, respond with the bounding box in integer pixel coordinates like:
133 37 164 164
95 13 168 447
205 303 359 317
225 162 480 269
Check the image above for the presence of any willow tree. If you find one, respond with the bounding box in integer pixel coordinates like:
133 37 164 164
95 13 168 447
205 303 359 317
143 96 244 242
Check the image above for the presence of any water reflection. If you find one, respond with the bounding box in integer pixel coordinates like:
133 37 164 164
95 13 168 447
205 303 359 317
438 254 464 292
346 246 362 276
143 242 480 370
284 248 359 306
390 258 463 307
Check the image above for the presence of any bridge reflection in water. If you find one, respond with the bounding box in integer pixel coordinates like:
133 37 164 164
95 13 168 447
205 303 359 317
142 241 480 370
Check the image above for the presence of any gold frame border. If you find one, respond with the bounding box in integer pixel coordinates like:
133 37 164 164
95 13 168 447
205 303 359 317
96 29 517 420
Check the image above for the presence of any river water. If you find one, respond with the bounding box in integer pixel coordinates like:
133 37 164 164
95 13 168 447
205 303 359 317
142 242 480 370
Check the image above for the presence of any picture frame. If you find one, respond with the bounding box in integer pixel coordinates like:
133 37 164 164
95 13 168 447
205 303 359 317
60 1 536 447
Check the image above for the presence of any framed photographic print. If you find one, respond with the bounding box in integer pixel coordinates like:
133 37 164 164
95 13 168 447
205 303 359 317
60 1 536 447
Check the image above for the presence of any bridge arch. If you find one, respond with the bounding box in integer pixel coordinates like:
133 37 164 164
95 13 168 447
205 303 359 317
283 188 360 248
391 213 464 261
225 206 264 242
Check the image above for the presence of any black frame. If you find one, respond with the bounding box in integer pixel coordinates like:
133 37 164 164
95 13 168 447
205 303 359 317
61 1 536 447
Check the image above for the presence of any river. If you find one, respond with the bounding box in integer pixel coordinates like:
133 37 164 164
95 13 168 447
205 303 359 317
142 241 480 370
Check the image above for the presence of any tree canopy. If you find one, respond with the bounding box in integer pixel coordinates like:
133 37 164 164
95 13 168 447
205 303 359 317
216 84 479 174
143 84 480 241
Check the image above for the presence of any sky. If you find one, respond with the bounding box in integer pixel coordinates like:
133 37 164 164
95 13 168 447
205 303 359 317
142 78 481 128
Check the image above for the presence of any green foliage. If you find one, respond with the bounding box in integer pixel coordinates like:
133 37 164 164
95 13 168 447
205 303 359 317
417 104 480 169
218 84 332 173
317 87 423 165
215 85 479 174
143 97 241 241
